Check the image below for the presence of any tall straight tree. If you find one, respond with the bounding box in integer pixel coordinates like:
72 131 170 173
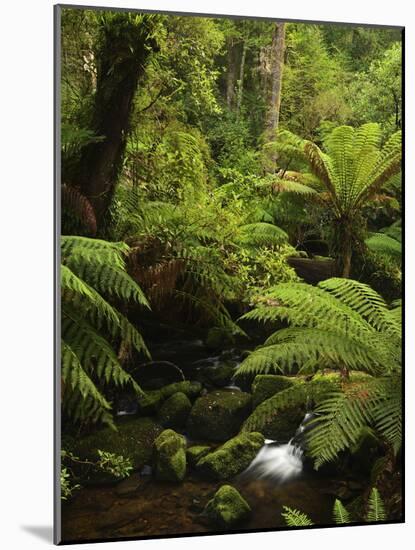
226 36 237 109
76 13 159 229
266 22 286 134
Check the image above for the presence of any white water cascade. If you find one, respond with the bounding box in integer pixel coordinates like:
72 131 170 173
243 412 313 483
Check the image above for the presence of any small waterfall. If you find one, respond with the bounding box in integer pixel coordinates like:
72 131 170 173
243 412 314 483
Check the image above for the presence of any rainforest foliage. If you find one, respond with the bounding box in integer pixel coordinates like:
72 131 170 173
60 7 402 525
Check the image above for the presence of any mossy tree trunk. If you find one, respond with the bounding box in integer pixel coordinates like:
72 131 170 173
266 22 286 134
77 14 158 230
226 37 237 109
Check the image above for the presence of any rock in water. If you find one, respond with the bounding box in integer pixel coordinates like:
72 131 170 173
186 390 252 441
158 392 192 429
68 417 163 483
251 375 301 407
204 485 251 528
160 381 202 401
196 432 264 480
153 429 187 482
186 445 211 467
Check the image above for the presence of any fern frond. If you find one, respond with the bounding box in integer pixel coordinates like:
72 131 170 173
62 184 97 236
282 506 314 527
61 340 114 428
367 488 386 522
236 222 288 247
365 233 401 259
333 499 351 524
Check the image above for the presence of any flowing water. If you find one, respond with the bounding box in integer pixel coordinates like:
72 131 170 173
61 341 359 542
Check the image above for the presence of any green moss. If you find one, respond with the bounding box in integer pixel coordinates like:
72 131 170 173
196 432 264 480
251 375 300 407
137 391 163 415
202 363 236 388
187 390 252 442
153 429 187 482
186 445 211 467
158 392 192 428
69 417 163 482
160 381 202 400
204 485 251 527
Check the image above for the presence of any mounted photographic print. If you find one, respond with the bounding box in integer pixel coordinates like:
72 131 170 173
54 3 404 544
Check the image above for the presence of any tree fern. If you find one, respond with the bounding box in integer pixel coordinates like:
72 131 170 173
236 278 401 465
236 278 400 380
267 124 402 276
61 236 150 427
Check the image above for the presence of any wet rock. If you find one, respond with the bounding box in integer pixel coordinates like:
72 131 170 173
196 432 264 480
115 473 142 497
246 405 305 442
203 485 251 528
350 427 382 475
137 391 163 415
131 361 185 390
153 429 187 482
160 381 202 401
202 363 237 388
187 390 252 442
205 327 234 351
186 445 211 467
69 417 163 483
158 392 192 429
251 375 301 407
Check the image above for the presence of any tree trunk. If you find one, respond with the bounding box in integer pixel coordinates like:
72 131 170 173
236 40 247 119
77 15 158 230
341 245 353 278
226 38 237 110
266 23 286 134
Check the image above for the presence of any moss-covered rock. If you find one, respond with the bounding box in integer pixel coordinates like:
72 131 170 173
153 429 187 482
137 391 163 415
196 432 264 480
186 445 211 467
158 392 192 429
160 381 202 401
202 363 237 388
69 417 163 483
251 375 300 407
247 406 305 441
204 485 251 528
187 390 252 442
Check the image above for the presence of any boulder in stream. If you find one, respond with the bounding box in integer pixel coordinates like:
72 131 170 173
153 429 187 482
186 390 252 442
158 392 192 429
68 417 163 483
203 485 251 528
160 380 202 401
186 445 211 467
251 374 301 407
196 432 264 480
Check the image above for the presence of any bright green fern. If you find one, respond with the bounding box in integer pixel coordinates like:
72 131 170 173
61 236 150 428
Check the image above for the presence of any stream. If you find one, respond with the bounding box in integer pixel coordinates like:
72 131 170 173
61 338 364 542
